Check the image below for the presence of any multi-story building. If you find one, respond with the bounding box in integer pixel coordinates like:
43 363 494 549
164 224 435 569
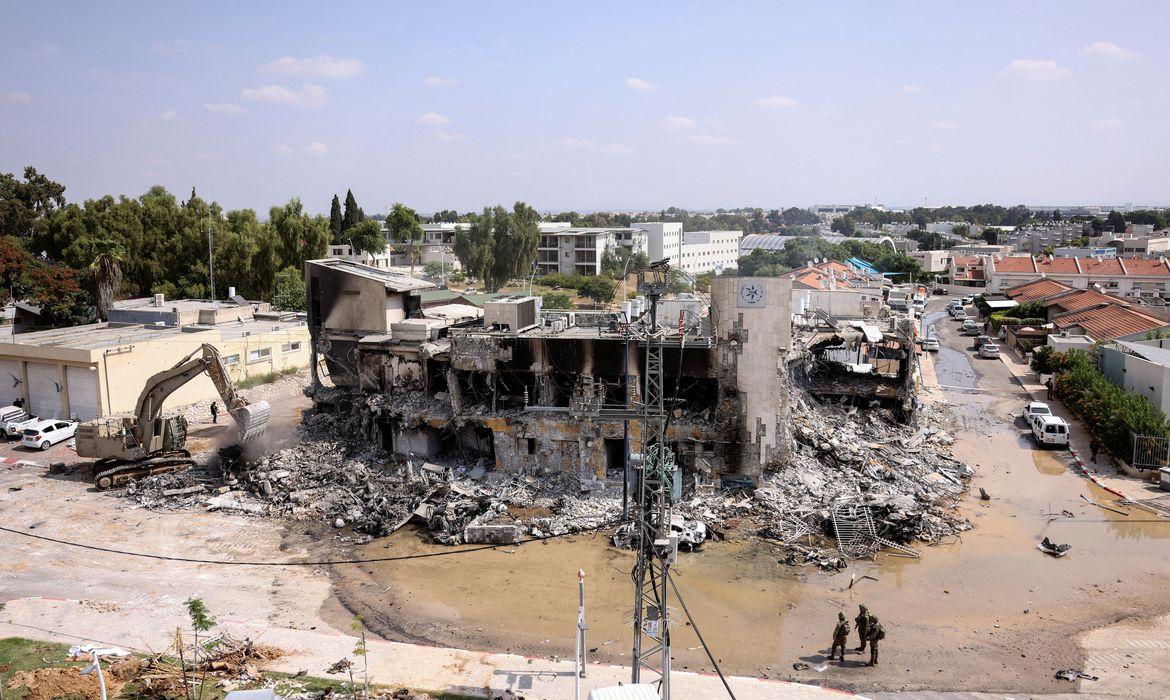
633 222 684 263
946 255 988 287
675 230 744 274
535 227 647 276
987 256 1170 296
910 250 949 273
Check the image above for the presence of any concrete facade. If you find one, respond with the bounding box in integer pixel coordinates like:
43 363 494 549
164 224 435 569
711 276 794 475
633 222 683 264
677 230 744 274
536 228 648 276
910 250 950 274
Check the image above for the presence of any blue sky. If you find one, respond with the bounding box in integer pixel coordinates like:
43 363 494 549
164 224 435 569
1 1 1167 214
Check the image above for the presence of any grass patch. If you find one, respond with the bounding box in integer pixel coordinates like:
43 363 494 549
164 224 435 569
0 638 480 700
237 366 299 389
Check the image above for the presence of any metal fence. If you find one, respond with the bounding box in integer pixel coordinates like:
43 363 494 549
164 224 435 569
1131 434 1169 471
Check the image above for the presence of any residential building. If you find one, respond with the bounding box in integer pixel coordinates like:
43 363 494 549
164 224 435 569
326 242 396 270
986 256 1170 297
1052 246 1117 258
633 222 684 264
910 250 949 274
1100 235 1170 257
950 244 1012 256
1000 277 1170 342
0 297 310 420
1100 340 1170 416
535 227 648 276
1020 226 1086 254
945 255 987 287
675 229 743 274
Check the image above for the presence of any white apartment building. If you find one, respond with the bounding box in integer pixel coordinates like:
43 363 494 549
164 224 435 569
675 230 744 274
536 227 647 276
326 243 396 270
910 250 949 273
634 222 683 264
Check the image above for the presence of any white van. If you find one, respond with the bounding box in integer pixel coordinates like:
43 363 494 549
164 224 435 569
1032 415 1070 448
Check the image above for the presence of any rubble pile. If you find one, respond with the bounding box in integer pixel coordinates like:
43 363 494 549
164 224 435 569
759 393 972 545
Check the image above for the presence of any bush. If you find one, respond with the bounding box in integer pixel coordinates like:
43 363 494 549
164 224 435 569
541 291 575 309
1030 345 1055 374
238 366 299 389
448 270 466 283
577 275 617 303
1050 350 1169 457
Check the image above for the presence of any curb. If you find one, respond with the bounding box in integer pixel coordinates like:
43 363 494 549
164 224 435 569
1069 447 1129 500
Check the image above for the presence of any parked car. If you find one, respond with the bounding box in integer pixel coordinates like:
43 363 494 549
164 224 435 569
2 412 37 438
0 406 28 437
1032 415 1070 447
953 310 969 321
972 335 992 349
962 295 975 304
933 287 949 295
922 337 940 351
978 343 1001 359
1022 401 1053 426
962 321 980 335
20 419 77 451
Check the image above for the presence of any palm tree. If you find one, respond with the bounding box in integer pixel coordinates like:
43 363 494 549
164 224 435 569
86 237 125 320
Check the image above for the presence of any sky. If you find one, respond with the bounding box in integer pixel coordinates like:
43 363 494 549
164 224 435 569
1 1 1167 215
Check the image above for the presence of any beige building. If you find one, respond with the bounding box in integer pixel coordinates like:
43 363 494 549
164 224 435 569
0 299 310 420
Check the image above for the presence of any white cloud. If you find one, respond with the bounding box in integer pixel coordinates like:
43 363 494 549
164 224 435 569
158 109 181 123
902 84 922 94
1088 117 1123 132
241 82 327 107
204 102 249 115
424 75 459 87
417 112 451 125
625 77 657 91
1078 41 1137 61
662 115 697 130
601 143 633 156
756 95 799 109
303 141 328 155
931 121 958 130
685 134 739 146
261 55 364 78
272 144 293 156
1007 59 1069 80
436 130 469 142
559 137 596 149
1 91 33 104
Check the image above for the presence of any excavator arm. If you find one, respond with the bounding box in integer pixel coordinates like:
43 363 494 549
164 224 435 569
135 343 270 442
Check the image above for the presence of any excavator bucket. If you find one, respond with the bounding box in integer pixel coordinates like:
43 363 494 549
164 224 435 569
234 401 271 442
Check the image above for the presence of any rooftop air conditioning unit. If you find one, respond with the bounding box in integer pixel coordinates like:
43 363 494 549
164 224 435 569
484 296 540 332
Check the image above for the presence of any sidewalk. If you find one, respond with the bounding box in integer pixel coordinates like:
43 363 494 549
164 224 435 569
0 597 863 700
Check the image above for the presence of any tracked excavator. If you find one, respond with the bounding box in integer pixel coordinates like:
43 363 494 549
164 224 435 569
76 343 271 490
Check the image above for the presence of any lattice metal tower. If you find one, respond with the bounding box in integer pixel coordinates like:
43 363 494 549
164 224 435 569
630 259 676 696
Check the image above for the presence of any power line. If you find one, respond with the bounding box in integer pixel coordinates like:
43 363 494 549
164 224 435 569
667 574 736 699
0 519 616 568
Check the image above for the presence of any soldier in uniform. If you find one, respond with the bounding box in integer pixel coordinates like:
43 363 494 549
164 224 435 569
854 604 872 652
867 616 886 666
829 612 850 661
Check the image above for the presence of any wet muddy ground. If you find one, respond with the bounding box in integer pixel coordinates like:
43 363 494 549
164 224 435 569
325 303 1170 695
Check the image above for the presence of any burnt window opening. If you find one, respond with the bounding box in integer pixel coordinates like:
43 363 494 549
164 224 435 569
526 437 537 455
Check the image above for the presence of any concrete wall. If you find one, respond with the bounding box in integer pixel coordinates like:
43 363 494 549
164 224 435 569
1099 346 1170 415
711 276 794 478
308 262 399 334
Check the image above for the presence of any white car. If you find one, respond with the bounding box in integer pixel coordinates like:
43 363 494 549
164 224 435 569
1032 415 1070 447
978 343 1001 359
953 310 969 321
962 295 975 304
922 337 940 351
20 419 77 451
2 412 37 438
1022 401 1053 426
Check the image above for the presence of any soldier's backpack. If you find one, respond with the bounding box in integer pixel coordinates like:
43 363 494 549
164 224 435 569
872 624 886 641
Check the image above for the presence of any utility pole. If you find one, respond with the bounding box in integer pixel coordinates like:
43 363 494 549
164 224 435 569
206 201 215 302
575 568 588 700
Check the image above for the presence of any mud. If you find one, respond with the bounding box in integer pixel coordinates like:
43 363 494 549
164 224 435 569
327 304 1170 695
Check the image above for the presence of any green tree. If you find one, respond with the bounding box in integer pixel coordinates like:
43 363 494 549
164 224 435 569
251 225 281 299
185 597 216 700
351 616 370 699
329 194 344 244
0 166 67 238
601 245 649 278
79 237 125 320
577 275 617 304
386 203 424 273
1052 209 1063 221
541 291 575 309
454 202 540 291
272 266 306 311
342 189 363 234
830 217 855 235
270 198 329 271
346 219 386 257
1107 210 1127 234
